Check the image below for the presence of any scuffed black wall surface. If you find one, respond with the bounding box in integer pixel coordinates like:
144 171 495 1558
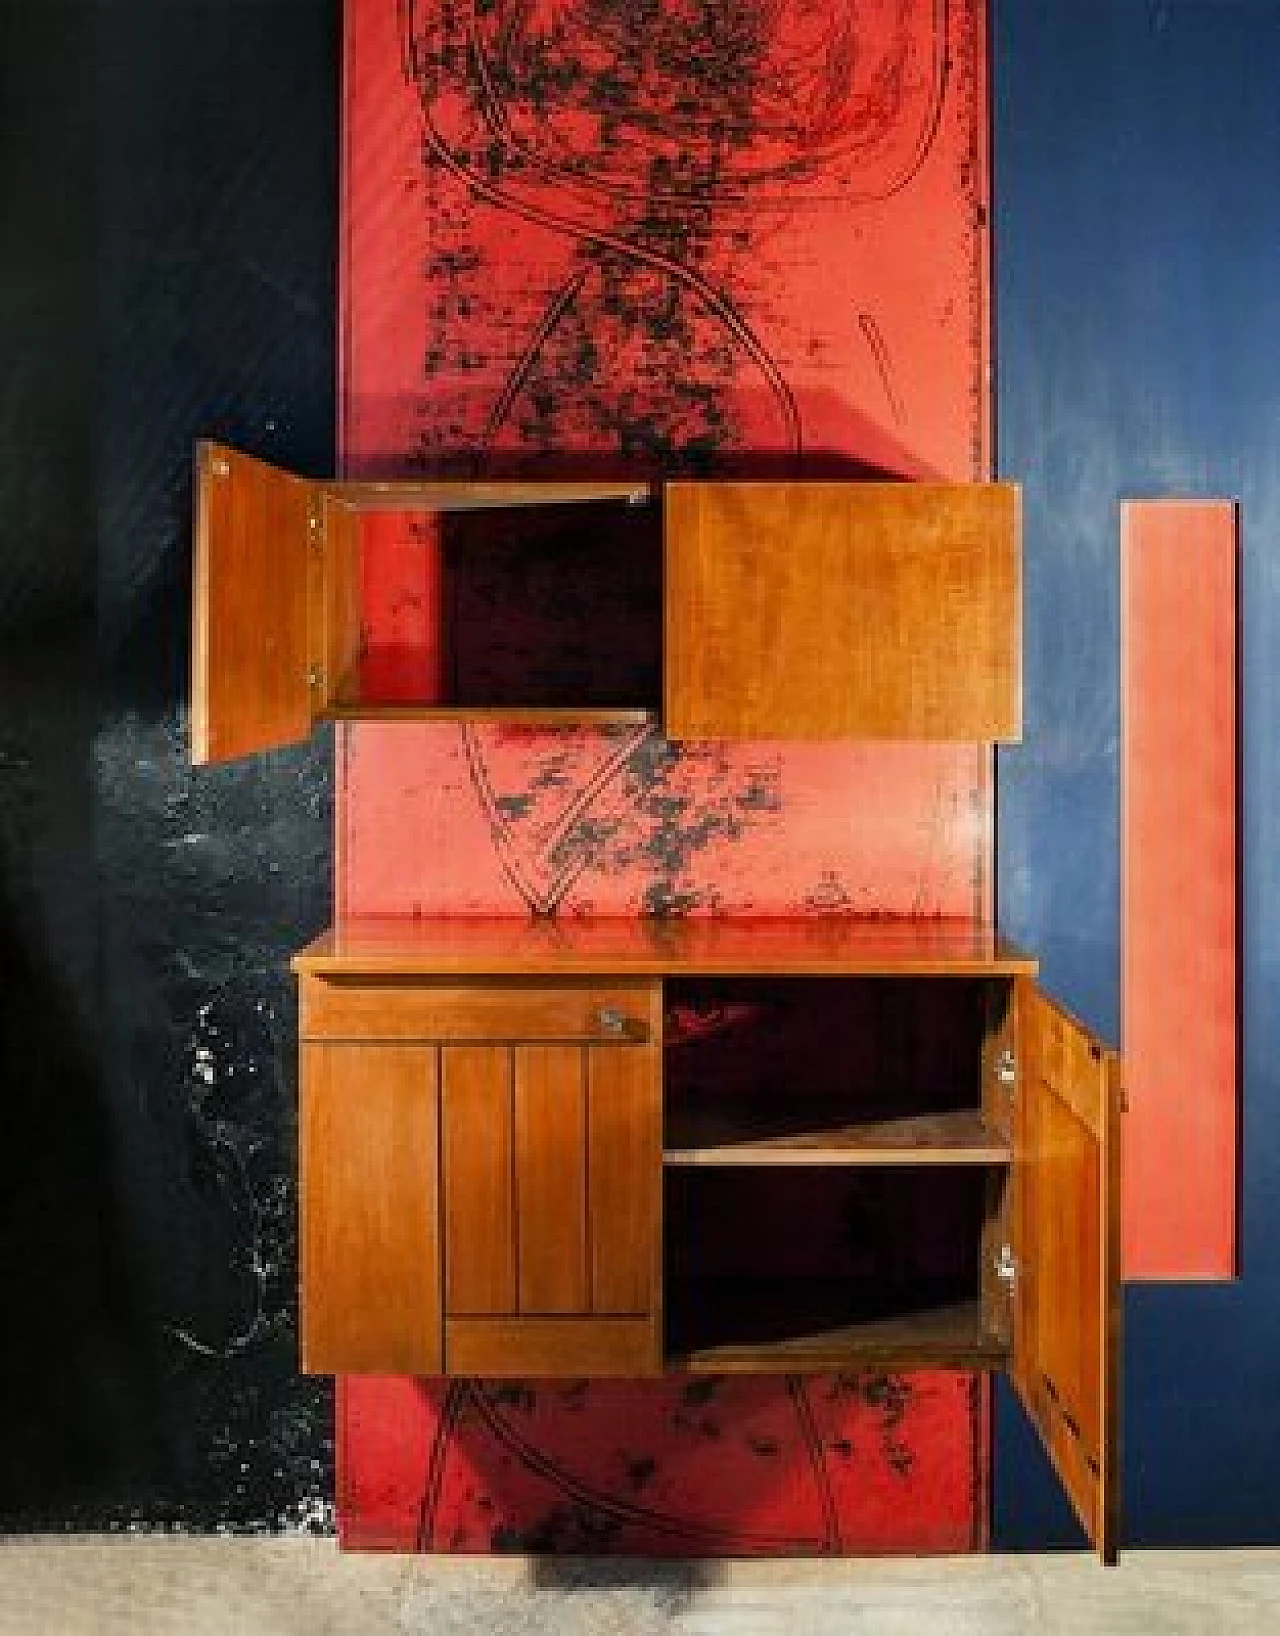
1 0 339 1529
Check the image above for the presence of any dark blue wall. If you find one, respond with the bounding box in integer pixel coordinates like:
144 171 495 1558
994 0 1280 1546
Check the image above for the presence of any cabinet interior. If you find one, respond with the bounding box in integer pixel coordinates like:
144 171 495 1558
662 976 1013 1369
331 501 662 718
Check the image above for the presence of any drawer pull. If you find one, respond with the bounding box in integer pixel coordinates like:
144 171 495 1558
597 1006 629 1035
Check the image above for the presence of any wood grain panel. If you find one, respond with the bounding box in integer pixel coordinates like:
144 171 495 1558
664 481 1021 741
324 495 364 706
325 703 655 725
1011 981 1121 1563
299 1042 440 1375
514 1045 589 1314
191 440 319 763
667 1287 1005 1373
441 1046 515 1315
299 976 653 1042
326 479 650 511
1121 498 1239 1280
445 1317 659 1376
587 1045 662 1313
664 1104 1009 1167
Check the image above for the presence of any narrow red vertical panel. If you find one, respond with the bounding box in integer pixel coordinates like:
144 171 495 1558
1121 499 1240 1280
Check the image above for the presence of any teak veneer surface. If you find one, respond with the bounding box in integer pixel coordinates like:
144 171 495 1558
292 917 1037 977
667 1285 1005 1372
664 480 1022 741
664 1104 1011 1167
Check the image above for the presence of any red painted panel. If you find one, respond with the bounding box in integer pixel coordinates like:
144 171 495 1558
343 0 992 484
338 1374 989 1555
337 725 992 921
1121 499 1240 1281
338 0 995 1553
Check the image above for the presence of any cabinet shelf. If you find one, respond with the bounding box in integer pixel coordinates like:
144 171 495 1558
666 1280 1007 1372
664 1103 1010 1167
324 700 655 727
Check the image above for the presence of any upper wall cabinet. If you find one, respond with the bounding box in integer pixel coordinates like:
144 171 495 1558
190 442 1022 763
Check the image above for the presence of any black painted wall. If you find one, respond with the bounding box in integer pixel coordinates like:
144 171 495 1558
2 0 338 1529
2 0 1277 1544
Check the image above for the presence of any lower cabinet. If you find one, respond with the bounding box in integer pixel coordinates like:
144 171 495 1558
295 961 1120 1560
299 981 663 1379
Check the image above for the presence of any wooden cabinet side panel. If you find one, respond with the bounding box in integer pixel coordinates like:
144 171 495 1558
587 1043 661 1315
191 440 318 763
300 1042 441 1375
1012 981 1121 1562
514 1045 590 1314
664 481 1020 741
325 496 365 705
441 1045 516 1315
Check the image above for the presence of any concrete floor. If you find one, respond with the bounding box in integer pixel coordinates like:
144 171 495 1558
0 1541 1278 1635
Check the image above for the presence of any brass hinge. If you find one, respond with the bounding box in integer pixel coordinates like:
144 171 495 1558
994 1244 1019 1286
995 1047 1017 1088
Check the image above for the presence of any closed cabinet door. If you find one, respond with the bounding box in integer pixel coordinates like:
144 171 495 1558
663 481 1022 741
442 1040 662 1376
299 1042 442 1375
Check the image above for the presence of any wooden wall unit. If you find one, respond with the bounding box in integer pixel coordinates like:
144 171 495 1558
194 446 1124 1558
191 443 1021 756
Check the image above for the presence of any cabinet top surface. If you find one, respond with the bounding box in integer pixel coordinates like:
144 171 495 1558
292 917 1037 978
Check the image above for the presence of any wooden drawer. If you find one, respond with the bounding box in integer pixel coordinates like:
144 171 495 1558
299 975 657 1044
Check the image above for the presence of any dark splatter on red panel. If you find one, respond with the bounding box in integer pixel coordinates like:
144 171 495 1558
338 0 993 1555
345 0 990 482
338 728 992 920
339 1372 988 1555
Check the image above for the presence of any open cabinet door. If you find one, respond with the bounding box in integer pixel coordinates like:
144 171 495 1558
1011 979 1122 1563
191 440 324 763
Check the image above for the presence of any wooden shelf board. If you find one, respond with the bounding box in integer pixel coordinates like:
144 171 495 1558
293 916 1037 979
324 479 651 513
664 1104 1010 1167
666 1281 1006 1373
323 702 655 726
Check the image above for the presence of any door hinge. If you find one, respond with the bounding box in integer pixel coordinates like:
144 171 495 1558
994 1244 1019 1285
307 506 324 547
308 663 326 689
995 1047 1016 1087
